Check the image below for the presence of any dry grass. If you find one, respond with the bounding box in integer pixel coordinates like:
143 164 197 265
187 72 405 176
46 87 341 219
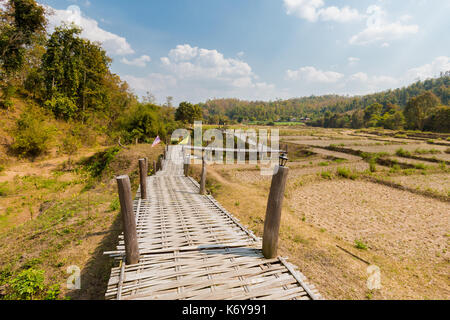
0 143 164 300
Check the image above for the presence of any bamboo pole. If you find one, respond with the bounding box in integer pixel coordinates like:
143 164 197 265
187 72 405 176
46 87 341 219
262 166 289 259
200 156 207 195
116 175 140 265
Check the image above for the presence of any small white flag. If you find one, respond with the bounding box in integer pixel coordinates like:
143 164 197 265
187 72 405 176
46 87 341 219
151 136 161 148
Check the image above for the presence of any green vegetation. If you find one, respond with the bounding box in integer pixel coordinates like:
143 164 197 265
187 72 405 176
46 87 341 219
8 269 45 300
354 240 368 250
175 102 203 124
199 75 450 133
414 148 441 155
396 148 412 157
79 146 120 178
1 0 182 161
337 167 358 180
320 171 332 180
10 108 55 158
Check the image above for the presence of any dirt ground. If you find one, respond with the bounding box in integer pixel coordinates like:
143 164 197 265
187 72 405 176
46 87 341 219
194 127 450 300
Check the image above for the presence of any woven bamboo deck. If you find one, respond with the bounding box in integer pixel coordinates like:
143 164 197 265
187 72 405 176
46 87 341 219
105 146 322 300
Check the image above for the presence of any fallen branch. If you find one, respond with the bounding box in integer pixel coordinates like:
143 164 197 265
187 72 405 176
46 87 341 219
336 245 371 265
118 137 130 149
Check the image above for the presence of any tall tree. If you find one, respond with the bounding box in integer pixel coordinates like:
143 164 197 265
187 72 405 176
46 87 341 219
0 0 46 102
42 25 111 120
175 101 203 124
404 91 440 130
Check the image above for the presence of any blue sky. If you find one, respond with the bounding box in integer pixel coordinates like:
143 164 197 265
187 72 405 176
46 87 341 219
38 0 450 104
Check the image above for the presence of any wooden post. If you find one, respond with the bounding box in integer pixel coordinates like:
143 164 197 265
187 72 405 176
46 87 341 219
116 175 140 265
200 156 207 195
138 159 148 199
184 156 190 177
262 166 289 259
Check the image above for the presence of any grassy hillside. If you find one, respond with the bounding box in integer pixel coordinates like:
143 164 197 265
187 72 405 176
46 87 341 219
0 135 163 300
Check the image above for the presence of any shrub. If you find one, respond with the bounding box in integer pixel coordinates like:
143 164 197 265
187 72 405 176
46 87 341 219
10 269 45 300
337 167 357 180
414 163 427 170
0 99 14 109
60 133 81 168
11 111 54 158
319 162 329 167
396 148 411 157
369 158 377 173
354 240 368 250
79 146 120 178
321 171 332 180
44 95 78 120
44 284 60 300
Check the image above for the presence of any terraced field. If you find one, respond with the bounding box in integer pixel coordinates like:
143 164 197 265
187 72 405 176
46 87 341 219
200 126 450 300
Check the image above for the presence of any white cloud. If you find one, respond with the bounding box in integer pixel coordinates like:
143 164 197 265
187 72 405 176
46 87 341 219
406 56 450 81
121 55 151 67
124 44 278 104
350 72 398 87
349 5 419 46
286 66 344 83
122 73 177 93
284 0 362 23
46 5 134 55
318 6 362 23
161 44 253 83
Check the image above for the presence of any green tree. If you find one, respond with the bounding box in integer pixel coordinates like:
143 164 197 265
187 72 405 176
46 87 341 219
424 106 450 133
175 101 203 124
351 109 365 129
0 0 46 104
405 91 441 130
364 103 383 125
379 110 405 130
42 25 111 121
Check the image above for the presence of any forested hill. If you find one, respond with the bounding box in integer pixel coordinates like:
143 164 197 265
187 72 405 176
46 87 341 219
200 74 450 131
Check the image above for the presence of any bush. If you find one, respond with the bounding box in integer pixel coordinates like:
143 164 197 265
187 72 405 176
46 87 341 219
79 146 120 178
0 99 14 109
414 163 427 170
10 269 45 300
321 171 332 179
355 240 368 250
337 167 357 180
10 111 54 158
396 148 411 157
44 95 78 120
369 158 377 173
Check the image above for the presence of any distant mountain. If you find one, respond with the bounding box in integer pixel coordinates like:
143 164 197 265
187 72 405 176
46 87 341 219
200 73 450 125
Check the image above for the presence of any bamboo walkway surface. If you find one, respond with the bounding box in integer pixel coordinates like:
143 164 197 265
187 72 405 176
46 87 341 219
105 146 322 300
